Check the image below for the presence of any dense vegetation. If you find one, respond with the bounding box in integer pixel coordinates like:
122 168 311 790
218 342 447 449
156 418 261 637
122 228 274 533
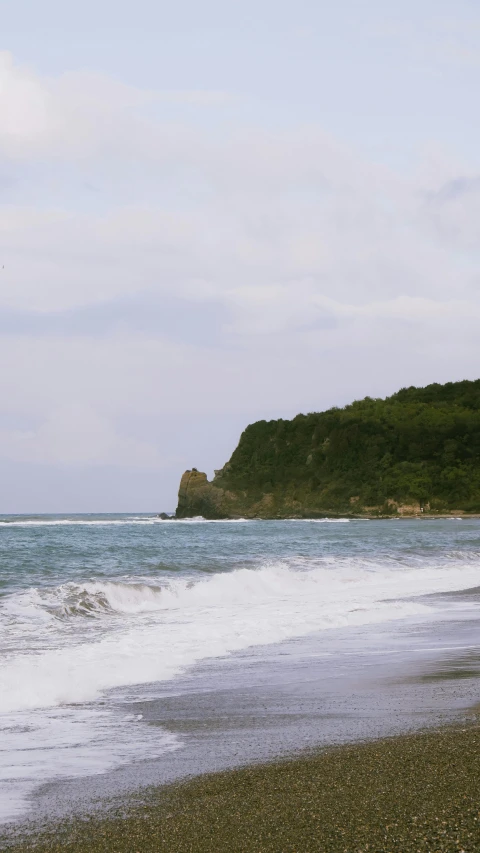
214 380 480 515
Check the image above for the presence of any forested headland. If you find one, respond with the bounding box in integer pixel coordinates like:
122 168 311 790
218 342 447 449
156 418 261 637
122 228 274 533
176 379 480 518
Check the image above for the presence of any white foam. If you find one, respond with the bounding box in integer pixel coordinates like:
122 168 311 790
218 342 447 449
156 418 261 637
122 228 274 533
2 556 480 716
156 516 251 523
2 550 480 822
0 516 252 527
0 707 179 822
0 517 160 527
287 518 351 523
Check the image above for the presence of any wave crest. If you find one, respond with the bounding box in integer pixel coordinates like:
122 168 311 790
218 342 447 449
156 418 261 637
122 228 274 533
3 554 480 715
34 581 166 620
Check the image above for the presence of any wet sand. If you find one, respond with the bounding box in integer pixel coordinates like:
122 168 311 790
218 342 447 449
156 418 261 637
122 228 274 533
3 610 480 850
10 615 480 822
6 724 480 852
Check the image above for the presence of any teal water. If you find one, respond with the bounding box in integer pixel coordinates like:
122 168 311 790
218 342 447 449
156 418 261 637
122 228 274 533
1 514 480 822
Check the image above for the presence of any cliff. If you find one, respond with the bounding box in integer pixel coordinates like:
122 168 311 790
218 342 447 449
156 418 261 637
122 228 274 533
175 379 480 518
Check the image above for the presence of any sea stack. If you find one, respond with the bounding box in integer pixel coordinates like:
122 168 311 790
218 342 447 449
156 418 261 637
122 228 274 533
176 468 227 519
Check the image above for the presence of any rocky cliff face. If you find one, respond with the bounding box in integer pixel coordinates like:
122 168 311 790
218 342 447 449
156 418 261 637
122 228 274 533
176 469 229 518
175 468 351 519
175 468 290 519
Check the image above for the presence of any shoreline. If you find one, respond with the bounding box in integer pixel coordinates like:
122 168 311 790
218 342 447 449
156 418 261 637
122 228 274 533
170 512 480 520
4 517 480 848
3 612 480 849
5 720 480 852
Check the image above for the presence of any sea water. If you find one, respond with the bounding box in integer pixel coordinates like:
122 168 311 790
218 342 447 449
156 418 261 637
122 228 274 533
1 514 480 822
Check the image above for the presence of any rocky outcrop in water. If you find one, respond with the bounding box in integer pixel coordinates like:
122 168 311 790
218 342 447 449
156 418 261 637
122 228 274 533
175 467 280 519
176 469 226 518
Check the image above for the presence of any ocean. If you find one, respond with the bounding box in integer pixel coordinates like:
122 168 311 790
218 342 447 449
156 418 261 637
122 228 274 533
2 514 480 825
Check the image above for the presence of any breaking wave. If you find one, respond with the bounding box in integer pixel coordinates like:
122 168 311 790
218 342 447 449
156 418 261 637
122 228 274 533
3 515 480 824
2 554 480 716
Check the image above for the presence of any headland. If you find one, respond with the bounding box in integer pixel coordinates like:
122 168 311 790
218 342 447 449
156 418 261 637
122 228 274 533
176 379 480 519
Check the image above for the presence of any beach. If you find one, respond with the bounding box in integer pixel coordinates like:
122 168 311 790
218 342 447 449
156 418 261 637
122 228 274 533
2 516 480 849
4 607 480 851
5 723 480 852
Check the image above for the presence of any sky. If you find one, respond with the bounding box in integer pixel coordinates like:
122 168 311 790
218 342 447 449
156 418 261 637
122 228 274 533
0 0 480 512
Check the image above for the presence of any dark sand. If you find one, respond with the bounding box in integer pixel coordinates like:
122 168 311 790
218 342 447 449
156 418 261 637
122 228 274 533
4 613 480 850
6 724 480 852
11 615 480 827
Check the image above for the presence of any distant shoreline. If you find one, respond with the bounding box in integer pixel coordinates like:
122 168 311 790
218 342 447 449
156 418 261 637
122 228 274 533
323 512 480 520
166 512 480 520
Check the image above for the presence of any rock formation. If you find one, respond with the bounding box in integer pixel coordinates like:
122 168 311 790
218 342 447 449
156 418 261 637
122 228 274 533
176 469 227 518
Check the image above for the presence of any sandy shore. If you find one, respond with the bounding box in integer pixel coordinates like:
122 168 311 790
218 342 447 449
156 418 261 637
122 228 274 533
5 722 480 852
4 597 480 850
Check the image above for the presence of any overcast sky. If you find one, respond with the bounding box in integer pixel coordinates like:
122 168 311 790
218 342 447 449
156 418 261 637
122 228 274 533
1 0 479 512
